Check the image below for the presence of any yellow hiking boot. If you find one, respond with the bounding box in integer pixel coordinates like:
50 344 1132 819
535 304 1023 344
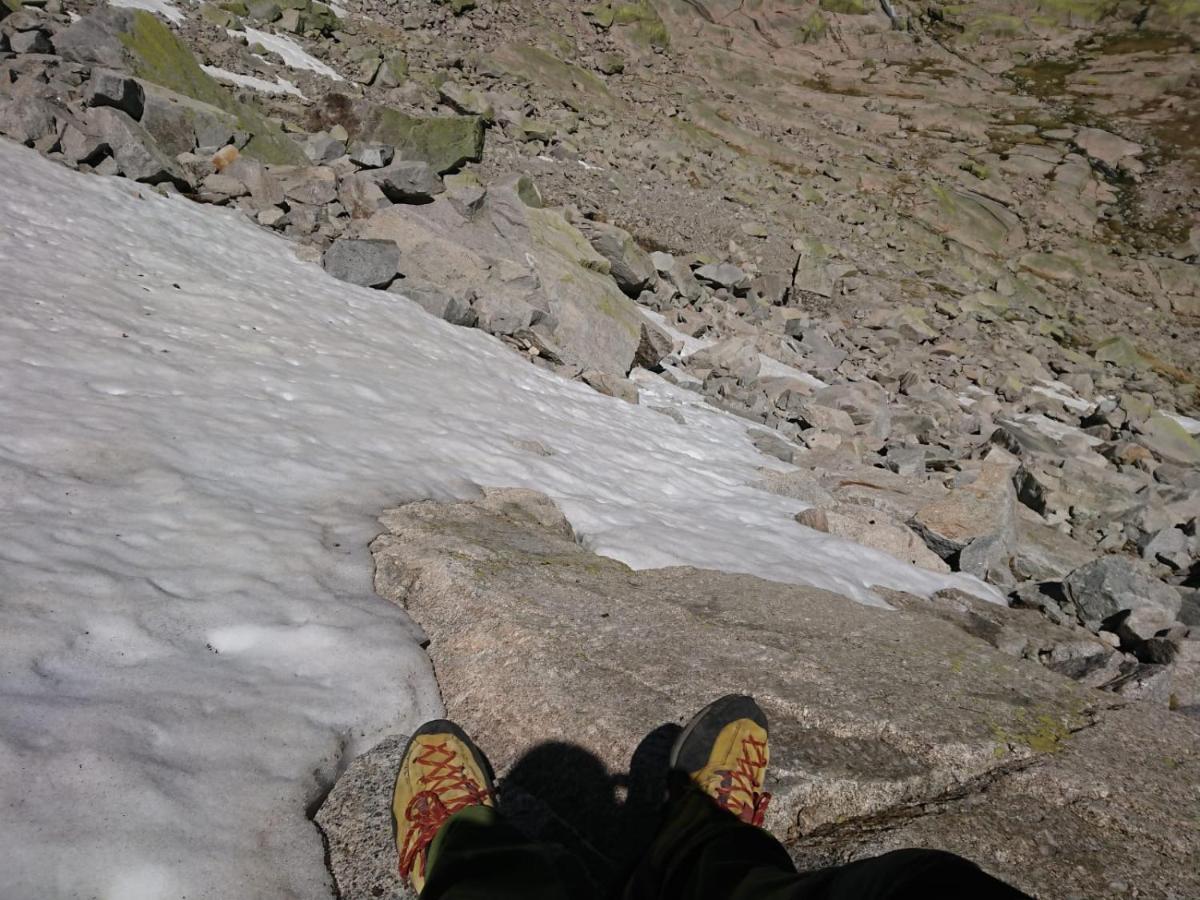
392 719 496 893
670 694 771 826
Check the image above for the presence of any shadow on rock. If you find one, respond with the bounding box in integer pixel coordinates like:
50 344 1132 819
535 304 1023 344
497 723 682 894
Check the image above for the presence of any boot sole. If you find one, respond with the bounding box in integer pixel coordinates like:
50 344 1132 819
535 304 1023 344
670 694 768 775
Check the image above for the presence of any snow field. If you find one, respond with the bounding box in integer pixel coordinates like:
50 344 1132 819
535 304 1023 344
0 142 995 899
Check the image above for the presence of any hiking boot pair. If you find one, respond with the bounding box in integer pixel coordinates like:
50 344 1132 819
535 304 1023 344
392 695 772 893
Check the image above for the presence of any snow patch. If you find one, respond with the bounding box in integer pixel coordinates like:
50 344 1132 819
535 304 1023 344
1165 412 1200 435
108 0 184 24
234 27 345 81
0 143 998 899
201 64 306 97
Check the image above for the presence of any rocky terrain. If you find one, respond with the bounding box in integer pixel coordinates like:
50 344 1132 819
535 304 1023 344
2 0 1198 894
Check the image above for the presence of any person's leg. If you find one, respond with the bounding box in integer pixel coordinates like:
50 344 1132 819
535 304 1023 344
392 719 591 900
420 803 592 900
625 695 1029 900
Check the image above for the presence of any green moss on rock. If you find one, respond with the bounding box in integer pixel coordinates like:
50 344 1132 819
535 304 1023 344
611 1 669 48
356 105 484 173
819 0 871 13
117 10 305 164
797 10 828 42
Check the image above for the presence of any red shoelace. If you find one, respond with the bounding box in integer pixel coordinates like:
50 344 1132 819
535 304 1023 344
715 733 772 826
398 741 491 884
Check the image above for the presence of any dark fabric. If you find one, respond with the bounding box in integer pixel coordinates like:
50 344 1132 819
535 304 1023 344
420 804 598 900
623 788 1031 900
421 792 1030 900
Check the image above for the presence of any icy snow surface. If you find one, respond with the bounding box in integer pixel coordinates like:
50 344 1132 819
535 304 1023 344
236 27 345 81
108 0 184 24
0 142 997 899
1166 412 1200 436
201 64 306 98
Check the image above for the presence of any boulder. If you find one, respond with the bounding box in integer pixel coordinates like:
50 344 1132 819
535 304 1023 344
1137 413 1200 466
9 27 52 54
371 160 443 204
355 177 648 375
1072 127 1142 171
1063 557 1182 638
388 277 474 326
91 8 305 164
322 239 400 289
348 142 394 169
650 251 703 301
581 370 639 404
51 6 133 69
277 165 338 206
694 261 751 293
577 219 656 296
84 69 145 120
329 489 1200 900
909 452 1018 584
84 106 186 185
0 96 59 146
471 292 534 335
632 319 673 371
223 156 284 208
353 101 484 174
684 337 759 383
796 504 950 573
138 84 237 158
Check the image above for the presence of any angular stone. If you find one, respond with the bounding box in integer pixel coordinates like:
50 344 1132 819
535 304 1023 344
685 337 760 383
694 262 750 293
222 156 284 208
84 69 145 120
277 165 338 206
51 7 133 69
909 452 1017 583
651 251 703 302
1093 335 1146 368
337 171 390 220
632 319 673 371
1063 556 1182 637
84 105 185 184
1137 413 1200 466
0 95 58 146
578 219 656 297
302 132 345 163
322 238 400 288
387 277 474 326
581 370 639 404
443 171 486 218
472 292 534 335
796 504 950 573
1072 127 1142 170
354 102 484 174
9 27 52 55
348 142 394 169
371 160 443 204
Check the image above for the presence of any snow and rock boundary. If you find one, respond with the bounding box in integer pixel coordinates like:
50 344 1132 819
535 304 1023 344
0 142 1000 898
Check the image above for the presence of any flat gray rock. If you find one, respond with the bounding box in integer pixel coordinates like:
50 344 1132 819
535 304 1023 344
323 239 400 288
1063 556 1182 637
323 489 1200 899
